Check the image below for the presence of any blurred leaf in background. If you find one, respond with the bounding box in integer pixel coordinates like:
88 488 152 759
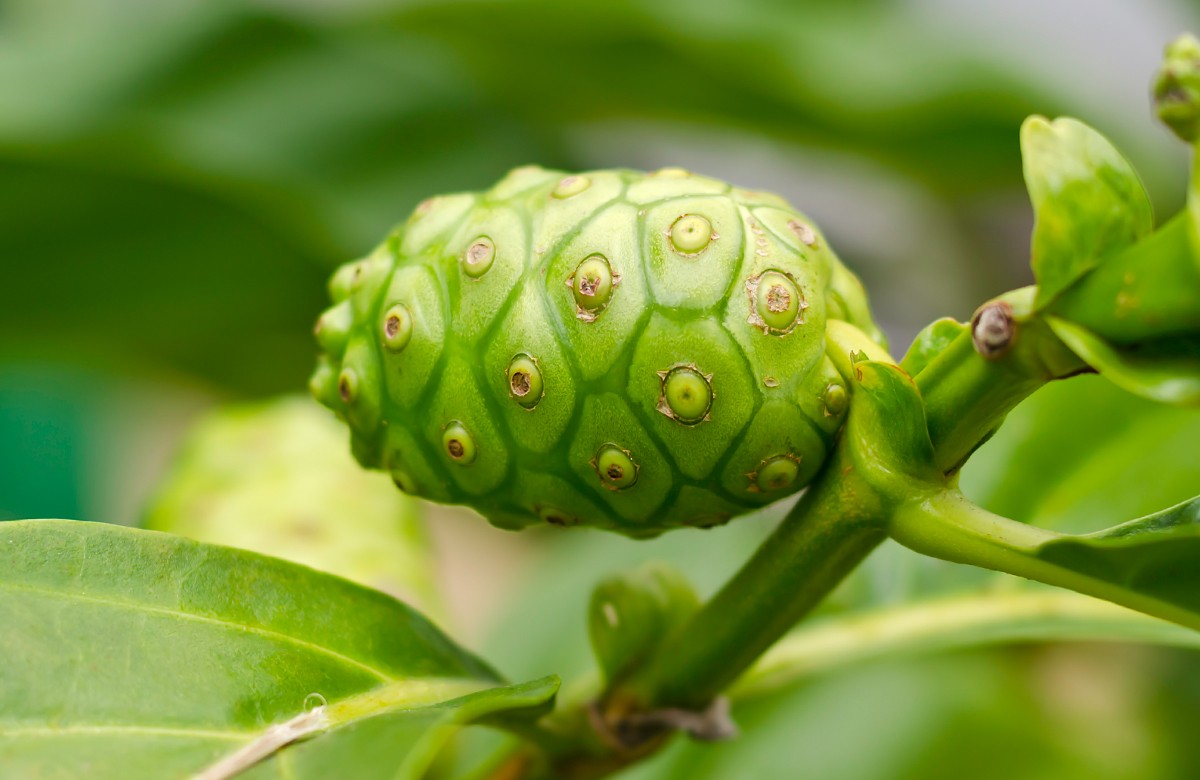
143 395 441 615
3 1 1200 777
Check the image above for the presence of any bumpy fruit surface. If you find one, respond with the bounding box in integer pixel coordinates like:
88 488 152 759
311 167 882 537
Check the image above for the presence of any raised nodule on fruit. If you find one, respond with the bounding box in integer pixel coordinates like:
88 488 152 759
311 167 882 536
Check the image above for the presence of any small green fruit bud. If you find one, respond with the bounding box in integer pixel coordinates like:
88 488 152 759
822 382 848 417
1154 34 1200 143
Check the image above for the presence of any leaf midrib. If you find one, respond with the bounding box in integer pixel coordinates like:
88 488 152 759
0 581 393 684
0 724 248 741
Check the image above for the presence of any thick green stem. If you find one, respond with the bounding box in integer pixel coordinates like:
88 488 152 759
618 465 886 711
916 289 1085 474
889 490 1200 631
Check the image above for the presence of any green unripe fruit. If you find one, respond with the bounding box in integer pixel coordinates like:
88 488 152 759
312 166 883 536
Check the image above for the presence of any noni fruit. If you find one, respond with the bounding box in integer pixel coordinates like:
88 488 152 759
311 166 882 537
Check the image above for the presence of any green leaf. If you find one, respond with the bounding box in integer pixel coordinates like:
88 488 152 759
143 396 441 615
1021 116 1153 308
1045 213 1200 346
1047 316 1200 406
842 359 939 494
0 520 557 779
900 317 968 377
961 374 1200 533
1036 495 1200 615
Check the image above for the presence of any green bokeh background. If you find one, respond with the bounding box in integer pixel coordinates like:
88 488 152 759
3 1 1200 778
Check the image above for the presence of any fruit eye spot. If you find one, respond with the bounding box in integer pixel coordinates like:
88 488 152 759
552 175 591 198
538 505 578 526
442 421 477 465
593 444 639 491
568 254 618 322
511 372 530 395
750 454 802 493
506 354 544 409
822 382 848 417
382 304 413 351
747 270 806 335
338 369 358 403
765 285 791 313
463 237 496 278
669 214 715 255
656 365 714 425
787 219 818 247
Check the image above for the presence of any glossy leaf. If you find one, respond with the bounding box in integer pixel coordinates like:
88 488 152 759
1047 316 1200 406
900 317 968 377
0 0 1089 393
143 396 440 613
1046 213 1200 346
841 358 939 492
1035 495 1200 614
1021 116 1153 308
961 375 1200 533
0 520 556 779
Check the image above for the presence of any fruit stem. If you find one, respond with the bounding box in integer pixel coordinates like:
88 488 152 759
615 459 887 711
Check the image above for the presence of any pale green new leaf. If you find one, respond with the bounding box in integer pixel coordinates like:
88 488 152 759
0 520 557 779
1022 116 1153 307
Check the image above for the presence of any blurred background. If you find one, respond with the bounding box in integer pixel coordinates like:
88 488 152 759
4 0 1200 778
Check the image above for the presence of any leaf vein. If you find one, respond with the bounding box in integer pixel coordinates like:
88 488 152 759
0 582 394 683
